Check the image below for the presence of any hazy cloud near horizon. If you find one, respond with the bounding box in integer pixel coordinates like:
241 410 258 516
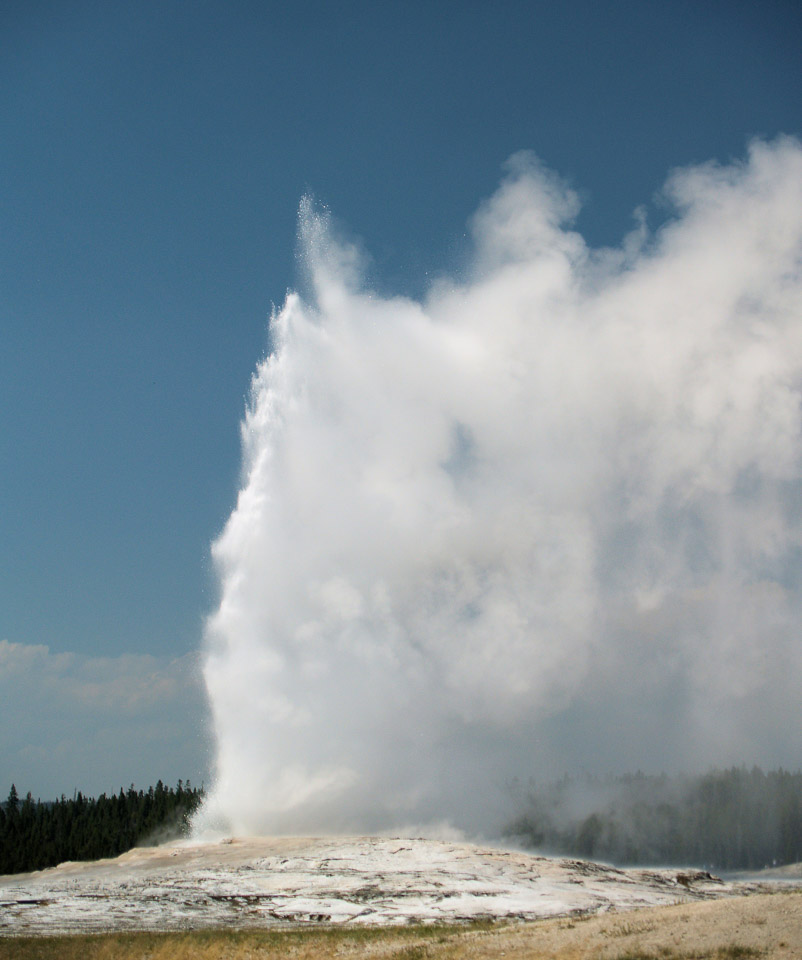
0 639 208 798
197 138 802 838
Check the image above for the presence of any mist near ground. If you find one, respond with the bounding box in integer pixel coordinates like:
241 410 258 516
506 767 802 870
196 138 802 837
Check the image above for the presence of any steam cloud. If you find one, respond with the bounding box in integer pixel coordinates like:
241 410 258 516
198 139 802 837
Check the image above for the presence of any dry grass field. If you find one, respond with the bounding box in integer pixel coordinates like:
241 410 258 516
0 890 799 960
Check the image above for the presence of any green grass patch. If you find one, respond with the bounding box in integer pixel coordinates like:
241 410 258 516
613 946 763 960
0 920 497 960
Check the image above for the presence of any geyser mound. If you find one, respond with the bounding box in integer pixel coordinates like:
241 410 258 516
197 140 802 837
0 836 763 934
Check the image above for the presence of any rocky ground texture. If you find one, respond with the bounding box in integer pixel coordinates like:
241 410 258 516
2 836 795 937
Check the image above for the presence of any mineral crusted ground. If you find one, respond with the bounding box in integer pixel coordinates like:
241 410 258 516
0 836 790 936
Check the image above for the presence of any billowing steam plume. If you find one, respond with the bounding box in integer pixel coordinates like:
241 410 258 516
197 139 802 837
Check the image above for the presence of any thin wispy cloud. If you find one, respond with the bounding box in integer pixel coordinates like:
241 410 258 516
0 640 208 796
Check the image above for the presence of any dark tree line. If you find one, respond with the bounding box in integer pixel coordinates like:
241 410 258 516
505 766 802 871
0 780 203 875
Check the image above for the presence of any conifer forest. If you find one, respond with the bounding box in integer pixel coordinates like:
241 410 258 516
0 780 202 874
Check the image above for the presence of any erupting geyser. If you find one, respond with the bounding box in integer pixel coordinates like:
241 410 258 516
196 141 802 837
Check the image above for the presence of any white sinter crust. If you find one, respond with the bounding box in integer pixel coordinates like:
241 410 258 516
0 836 785 935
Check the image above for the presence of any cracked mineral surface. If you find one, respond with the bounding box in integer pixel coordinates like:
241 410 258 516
0 836 790 935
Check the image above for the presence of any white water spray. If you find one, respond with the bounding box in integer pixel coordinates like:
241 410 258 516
197 140 802 836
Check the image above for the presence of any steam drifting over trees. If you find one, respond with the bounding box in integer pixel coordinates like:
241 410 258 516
506 767 802 870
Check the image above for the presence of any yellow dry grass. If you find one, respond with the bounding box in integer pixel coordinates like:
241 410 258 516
0 890 799 960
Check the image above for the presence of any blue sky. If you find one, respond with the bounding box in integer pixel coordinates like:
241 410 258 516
2 1 801 801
